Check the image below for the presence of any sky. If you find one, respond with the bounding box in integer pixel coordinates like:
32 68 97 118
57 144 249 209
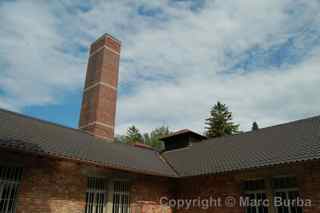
0 0 320 135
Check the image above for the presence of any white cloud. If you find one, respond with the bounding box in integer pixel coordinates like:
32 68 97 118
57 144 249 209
0 0 84 108
0 0 319 134
117 48 320 133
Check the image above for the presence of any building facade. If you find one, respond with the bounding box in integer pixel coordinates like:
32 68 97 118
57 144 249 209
0 34 320 213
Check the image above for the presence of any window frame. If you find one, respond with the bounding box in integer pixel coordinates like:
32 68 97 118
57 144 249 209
271 176 302 213
105 179 131 213
241 176 303 213
85 176 108 213
0 165 23 213
111 181 130 213
242 179 269 213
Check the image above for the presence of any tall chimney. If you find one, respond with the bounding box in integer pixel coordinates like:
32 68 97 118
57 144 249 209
79 34 121 140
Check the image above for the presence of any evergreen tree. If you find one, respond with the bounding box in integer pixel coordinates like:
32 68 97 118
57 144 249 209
125 125 143 144
252 122 259 131
116 126 170 149
205 101 239 138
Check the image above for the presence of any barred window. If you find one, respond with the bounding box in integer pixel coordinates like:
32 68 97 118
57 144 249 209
272 177 302 213
272 177 298 190
85 177 107 213
112 181 130 213
0 166 23 213
242 179 268 213
242 179 266 191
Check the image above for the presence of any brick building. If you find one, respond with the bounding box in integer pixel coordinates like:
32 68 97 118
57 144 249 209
0 34 319 213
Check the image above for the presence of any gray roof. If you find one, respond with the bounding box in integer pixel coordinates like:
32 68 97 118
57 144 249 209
0 109 176 177
163 115 320 177
0 108 320 178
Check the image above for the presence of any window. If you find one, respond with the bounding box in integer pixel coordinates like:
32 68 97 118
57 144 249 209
85 178 130 213
242 179 269 213
112 181 130 213
272 177 302 213
242 177 303 213
85 177 107 213
0 166 23 213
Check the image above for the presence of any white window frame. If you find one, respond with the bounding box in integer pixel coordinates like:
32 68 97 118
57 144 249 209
85 177 108 213
242 179 269 213
272 176 302 213
106 180 130 213
0 166 23 213
244 190 269 213
242 176 303 213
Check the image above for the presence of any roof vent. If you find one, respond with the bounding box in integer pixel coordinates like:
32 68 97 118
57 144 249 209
160 129 207 151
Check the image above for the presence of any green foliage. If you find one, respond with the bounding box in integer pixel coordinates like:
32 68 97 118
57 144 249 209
115 126 171 150
252 121 259 131
117 125 143 144
205 101 239 138
144 126 170 150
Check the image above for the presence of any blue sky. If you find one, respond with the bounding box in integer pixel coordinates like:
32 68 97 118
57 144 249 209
0 0 320 134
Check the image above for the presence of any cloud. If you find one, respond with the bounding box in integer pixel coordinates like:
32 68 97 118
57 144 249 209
0 0 319 134
0 0 84 109
118 47 320 133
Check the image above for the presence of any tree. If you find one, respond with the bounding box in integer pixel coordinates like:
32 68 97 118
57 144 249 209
205 101 239 138
125 125 143 144
114 135 127 144
115 126 170 149
143 126 170 150
251 122 259 131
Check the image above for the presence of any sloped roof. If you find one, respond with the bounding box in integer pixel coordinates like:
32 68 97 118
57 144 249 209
0 108 320 178
162 115 320 177
0 109 177 177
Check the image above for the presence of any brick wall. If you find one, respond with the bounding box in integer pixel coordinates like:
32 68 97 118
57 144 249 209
79 34 121 140
16 156 87 213
175 174 242 213
130 175 174 213
300 161 320 213
0 150 173 213
1 150 320 213
175 162 320 213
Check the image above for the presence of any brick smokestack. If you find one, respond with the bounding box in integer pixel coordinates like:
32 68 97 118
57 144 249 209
79 34 121 140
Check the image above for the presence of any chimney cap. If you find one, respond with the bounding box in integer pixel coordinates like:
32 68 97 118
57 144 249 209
96 33 122 44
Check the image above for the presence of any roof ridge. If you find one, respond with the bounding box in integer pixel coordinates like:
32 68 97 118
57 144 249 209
0 108 177 177
245 114 320 132
157 152 180 177
1 107 319 177
0 107 96 138
185 114 320 146
0 107 163 153
113 140 162 152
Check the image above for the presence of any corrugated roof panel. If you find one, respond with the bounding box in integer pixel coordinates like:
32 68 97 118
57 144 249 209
1 108 320 178
162 116 320 176
0 109 177 177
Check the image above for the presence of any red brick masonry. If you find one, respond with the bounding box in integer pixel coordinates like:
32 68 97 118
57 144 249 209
0 151 172 213
79 35 120 140
175 162 320 213
1 150 319 213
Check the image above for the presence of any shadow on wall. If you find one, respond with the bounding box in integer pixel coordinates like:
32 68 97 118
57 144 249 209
14 154 87 213
130 175 175 213
0 140 45 153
